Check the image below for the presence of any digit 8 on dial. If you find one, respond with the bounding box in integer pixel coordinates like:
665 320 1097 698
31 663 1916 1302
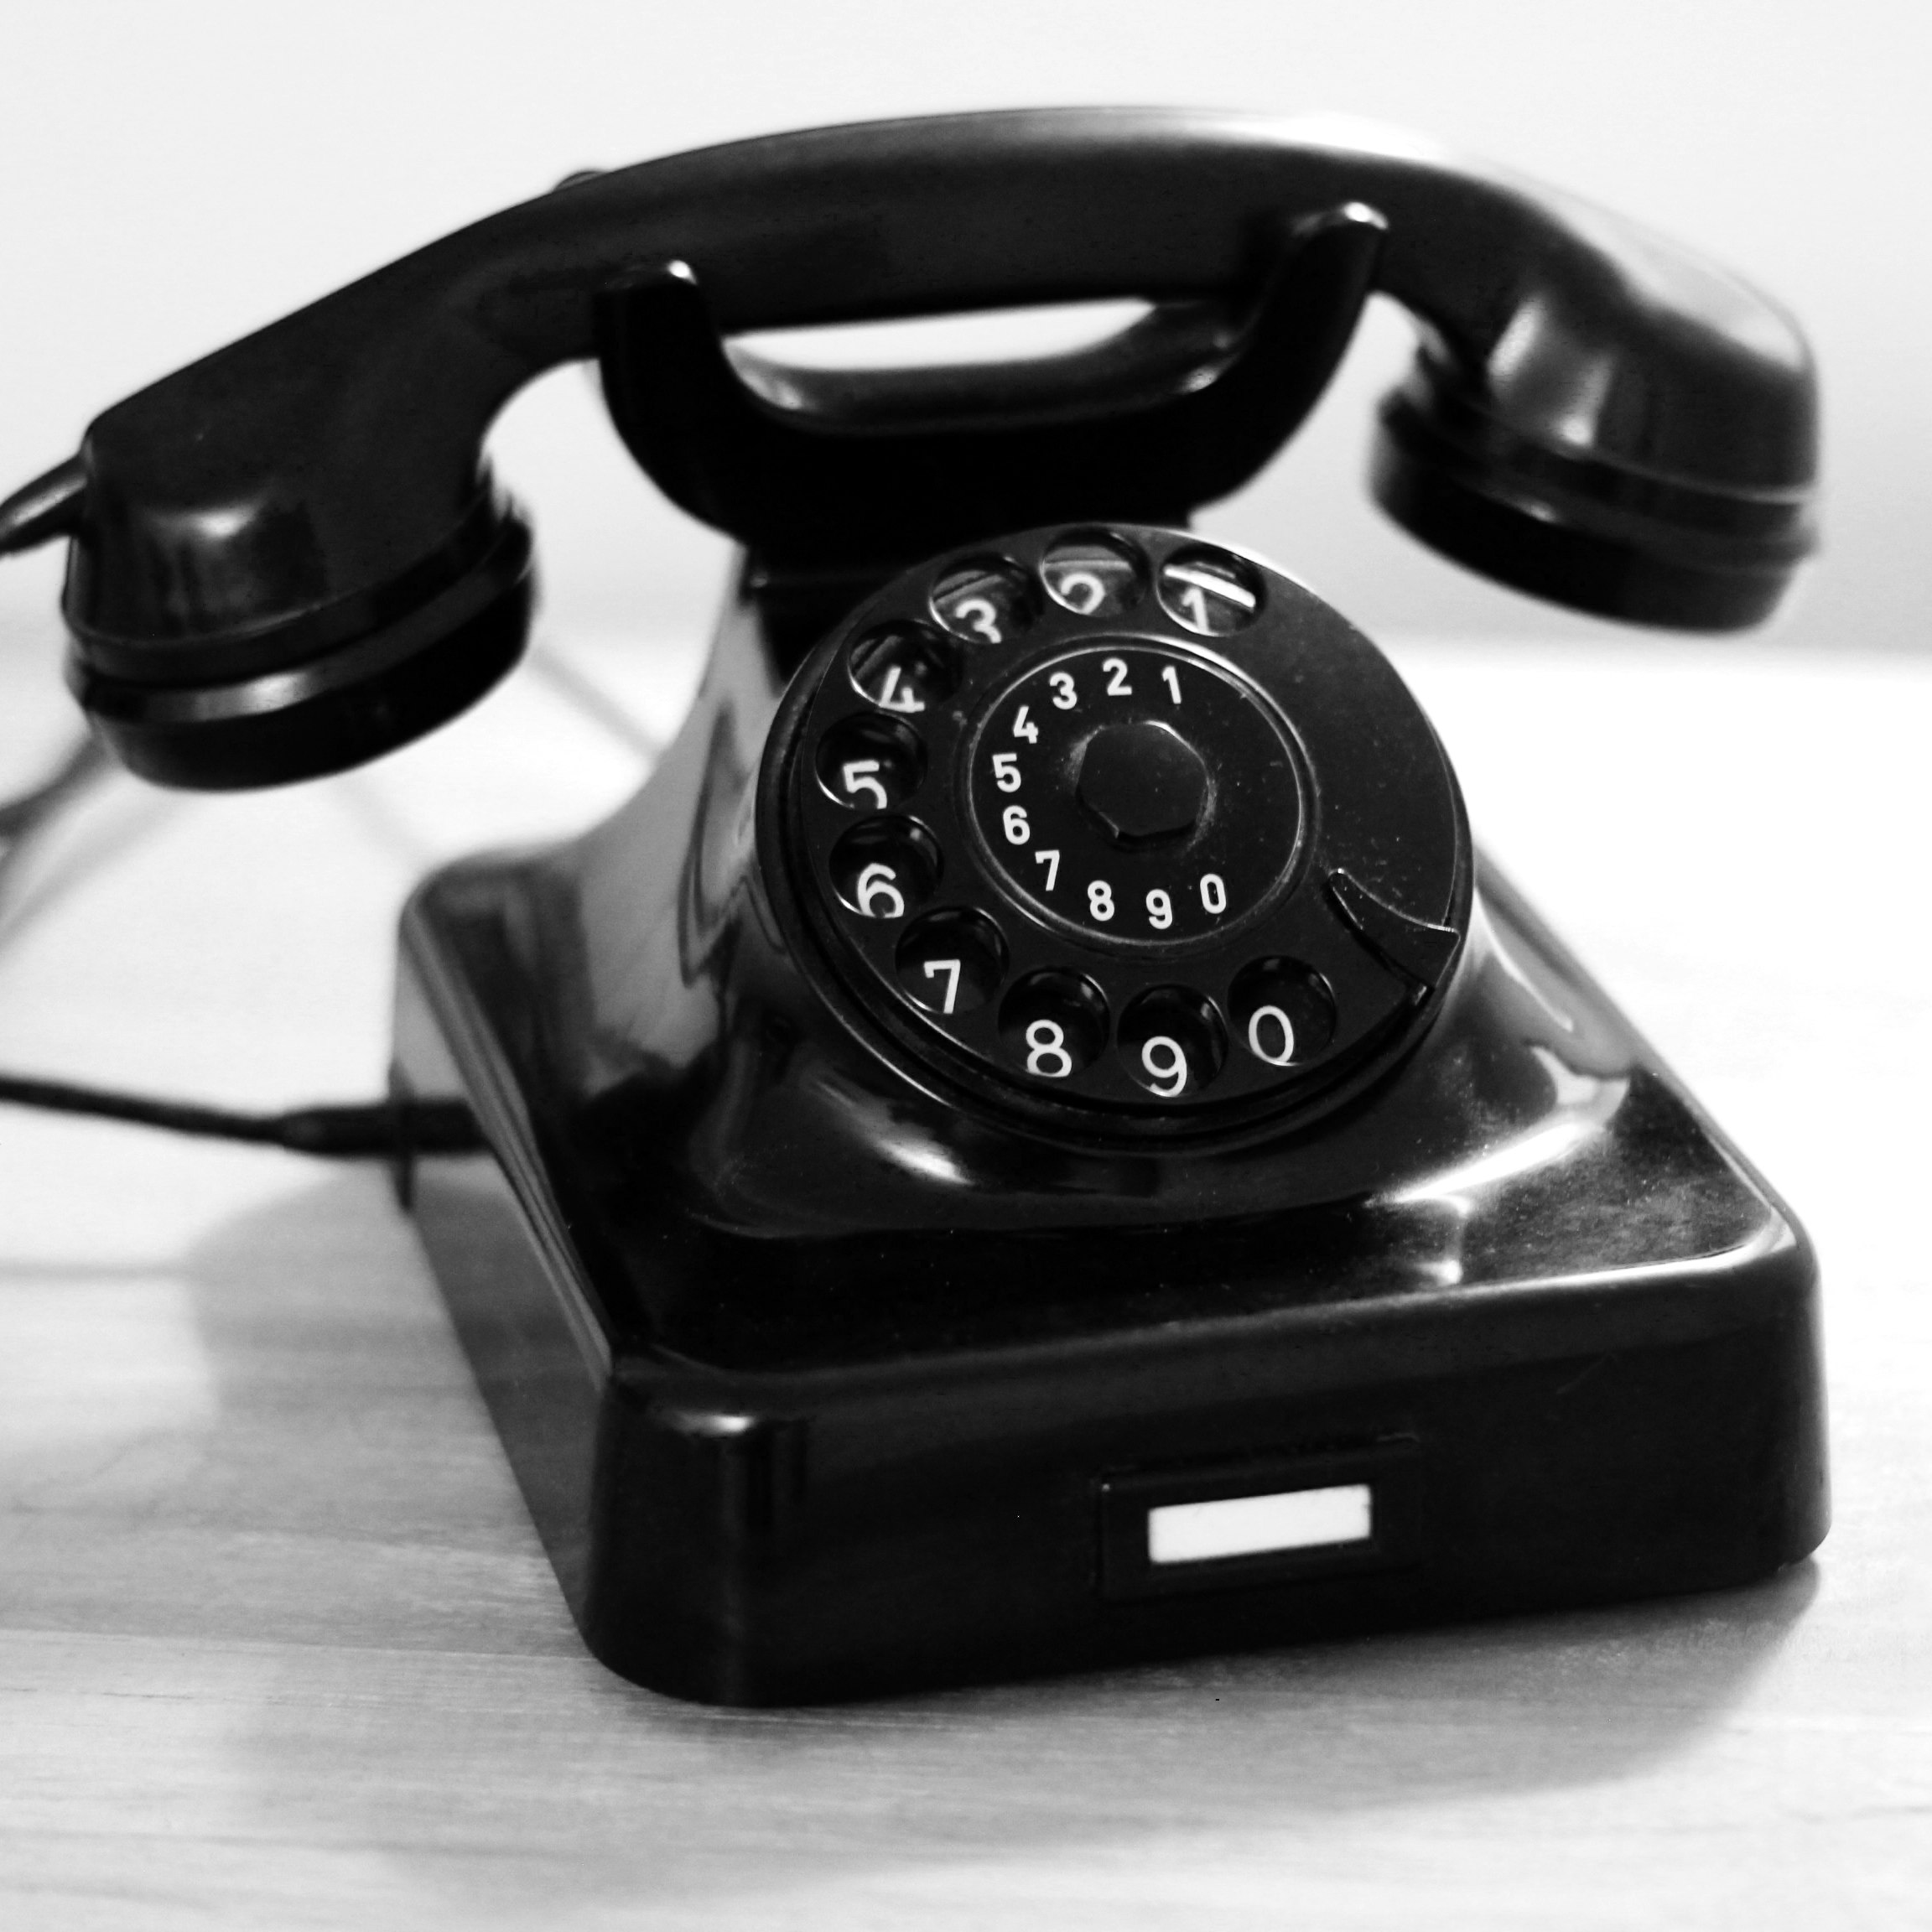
770 524 1472 1139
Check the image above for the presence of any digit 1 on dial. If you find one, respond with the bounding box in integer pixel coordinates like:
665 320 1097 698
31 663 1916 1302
1156 547 1265 636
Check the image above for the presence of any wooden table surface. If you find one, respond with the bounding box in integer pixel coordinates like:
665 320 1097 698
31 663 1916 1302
0 617 1926 1929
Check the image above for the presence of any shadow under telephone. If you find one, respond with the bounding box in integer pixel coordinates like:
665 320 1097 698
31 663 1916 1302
0 109 1826 1704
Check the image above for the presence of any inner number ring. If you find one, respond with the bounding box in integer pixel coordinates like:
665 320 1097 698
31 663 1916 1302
962 641 1305 951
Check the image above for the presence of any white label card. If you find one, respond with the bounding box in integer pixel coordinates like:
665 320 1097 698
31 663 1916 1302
1146 1483 1373 1565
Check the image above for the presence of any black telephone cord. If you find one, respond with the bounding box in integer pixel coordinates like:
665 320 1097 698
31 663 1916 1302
0 1071 480 1157
0 728 480 1161
0 637 656 1160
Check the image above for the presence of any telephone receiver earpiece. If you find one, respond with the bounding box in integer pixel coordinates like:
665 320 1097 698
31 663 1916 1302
0 108 1817 790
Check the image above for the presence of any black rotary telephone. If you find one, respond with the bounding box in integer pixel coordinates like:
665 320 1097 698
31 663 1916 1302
0 111 1826 1704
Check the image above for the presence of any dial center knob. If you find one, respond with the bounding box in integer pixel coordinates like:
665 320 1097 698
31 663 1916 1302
1074 720 1208 849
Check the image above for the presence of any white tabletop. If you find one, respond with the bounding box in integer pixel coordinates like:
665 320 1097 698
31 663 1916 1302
0 622 1925 1929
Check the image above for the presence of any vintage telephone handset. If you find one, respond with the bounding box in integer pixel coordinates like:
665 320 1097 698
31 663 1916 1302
0 111 1825 1703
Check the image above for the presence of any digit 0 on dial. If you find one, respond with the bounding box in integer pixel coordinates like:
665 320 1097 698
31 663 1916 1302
1228 958 1337 1068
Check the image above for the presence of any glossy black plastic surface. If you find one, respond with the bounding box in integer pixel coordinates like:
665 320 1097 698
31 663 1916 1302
6 109 1818 789
70 510 534 789
595 207 1384 570
392 559 1826 1705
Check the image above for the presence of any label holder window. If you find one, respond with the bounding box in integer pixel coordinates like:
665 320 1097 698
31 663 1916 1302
1098 1440 1422 1601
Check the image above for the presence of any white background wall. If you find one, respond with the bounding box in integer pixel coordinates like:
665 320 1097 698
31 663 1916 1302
0 1 1918 658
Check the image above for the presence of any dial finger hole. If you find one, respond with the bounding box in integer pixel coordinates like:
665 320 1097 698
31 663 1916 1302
896 907 1006 1016
1229 959 1337 1066
1041 531 1145 618
932 558 1036 647
1158 544 1265 635
1118 987 1227 1098
829 818 941 922
998 970 1109 1083
849 622 960 714
816 713 925 811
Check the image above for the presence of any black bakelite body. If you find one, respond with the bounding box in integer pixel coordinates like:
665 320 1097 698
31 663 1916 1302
0 109 1827 1706
392 558 1826 1706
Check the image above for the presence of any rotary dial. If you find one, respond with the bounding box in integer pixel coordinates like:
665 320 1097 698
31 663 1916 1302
771 525 1470 1132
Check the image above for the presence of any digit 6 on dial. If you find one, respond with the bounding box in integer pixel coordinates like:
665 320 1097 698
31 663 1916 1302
829 818 941 920
854 864 903 919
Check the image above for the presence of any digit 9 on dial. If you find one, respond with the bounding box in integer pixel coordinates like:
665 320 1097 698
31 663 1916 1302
765 525 1471 1139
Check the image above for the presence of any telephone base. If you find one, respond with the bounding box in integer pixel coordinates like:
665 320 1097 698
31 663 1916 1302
392 852 1826 1706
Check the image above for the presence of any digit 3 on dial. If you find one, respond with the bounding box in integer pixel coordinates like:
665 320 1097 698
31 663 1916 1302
765 524 1472 1139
